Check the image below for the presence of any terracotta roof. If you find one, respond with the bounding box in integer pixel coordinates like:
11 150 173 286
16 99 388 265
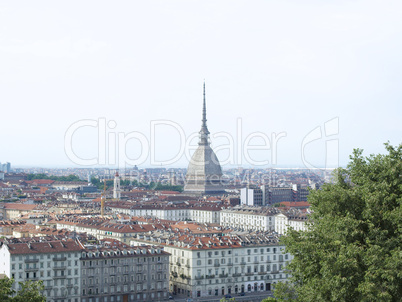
6 240 82 255
280 201 310 207
26 179 55 185
1 203 38 211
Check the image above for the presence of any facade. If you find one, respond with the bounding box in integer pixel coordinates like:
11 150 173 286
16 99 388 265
131 232 292 299
1 162 11 173
267 186 312 204
274 212 309 235
0 237 171 302
0 240 82 302
291 184 309 202
54 217 161 244
183 83 225 195
80 244 170 302
0 203 38 220
240 187 265 206
109 202 222 224
220 207 277 231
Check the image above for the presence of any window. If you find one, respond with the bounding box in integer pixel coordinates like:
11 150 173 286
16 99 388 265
197 260 201 265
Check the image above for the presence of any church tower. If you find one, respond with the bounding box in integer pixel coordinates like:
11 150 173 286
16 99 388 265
183 82 225 195
113 172 121 199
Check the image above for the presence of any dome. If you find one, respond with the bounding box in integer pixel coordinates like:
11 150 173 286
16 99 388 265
187 145 222 177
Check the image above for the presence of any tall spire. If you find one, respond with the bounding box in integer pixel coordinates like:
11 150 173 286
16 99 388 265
199 80 210 146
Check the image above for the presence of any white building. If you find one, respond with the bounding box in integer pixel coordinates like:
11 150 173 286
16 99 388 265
0 239 82 302
240 187 262 206
109 203 221 224
131 232 292 299
274 212 309 235
220 207 277 231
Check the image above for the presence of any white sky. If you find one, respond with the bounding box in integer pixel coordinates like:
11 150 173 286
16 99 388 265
0 0 401 169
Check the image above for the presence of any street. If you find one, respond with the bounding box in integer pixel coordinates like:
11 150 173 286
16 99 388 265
170 291 274 302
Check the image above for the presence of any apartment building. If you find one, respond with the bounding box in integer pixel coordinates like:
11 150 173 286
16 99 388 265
220 207 278 231
109 202 221 224
0 237 171 302
274 212 309 235
80 242 170 302
0 239 82 302
54 217 163 244
131 231 292 299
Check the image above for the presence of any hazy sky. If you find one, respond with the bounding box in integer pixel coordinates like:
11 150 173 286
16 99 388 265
1 1 401 169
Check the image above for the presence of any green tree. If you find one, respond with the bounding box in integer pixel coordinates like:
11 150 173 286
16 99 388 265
0 277 14 301
26 173 81 182
0 277 45 302
278 143 402 302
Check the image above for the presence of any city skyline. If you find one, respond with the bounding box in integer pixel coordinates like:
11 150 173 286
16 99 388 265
1 1 401 169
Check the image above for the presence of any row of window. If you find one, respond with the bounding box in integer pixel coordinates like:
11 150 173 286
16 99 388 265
82 256 164 267
83 274 167 285
12 270 78 279
12 261 78 270
82 282 167 295
11 253 78 261
82 264 165 275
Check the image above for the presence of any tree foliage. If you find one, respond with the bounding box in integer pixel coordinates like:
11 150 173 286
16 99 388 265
0 277 45 302
279 143 402 302
91 176 183 192
26 173 81 181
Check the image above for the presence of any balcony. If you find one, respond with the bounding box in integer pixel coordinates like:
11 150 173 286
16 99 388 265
253 260 259 264
219 274 228 278
53 275 67 279
24 267 39 272
205 275 215 279
227 263 233 266
53 266 67 270
245 273 254 276
258 272 266 275
271 270 279 274
213 263 220 267
24 259 39 263
53 257 67 261
240 261 246 265
232 273 241 277
195 275 204 280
